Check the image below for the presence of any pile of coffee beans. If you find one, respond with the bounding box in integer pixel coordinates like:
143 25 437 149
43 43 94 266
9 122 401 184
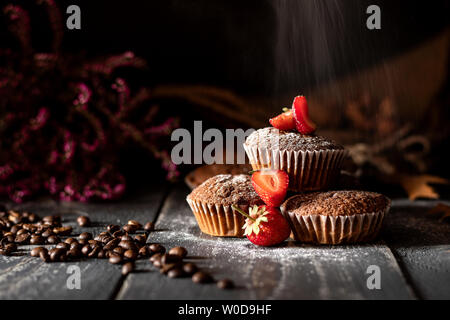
0 208 234 290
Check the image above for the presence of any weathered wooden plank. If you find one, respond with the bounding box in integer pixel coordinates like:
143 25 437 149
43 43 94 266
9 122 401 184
0 185 168 299
117 185 415 300
383 199 450 300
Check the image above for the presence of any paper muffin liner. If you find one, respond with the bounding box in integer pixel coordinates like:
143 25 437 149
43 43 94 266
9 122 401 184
281 204 390 244
243 145 348 192
186 198 247 237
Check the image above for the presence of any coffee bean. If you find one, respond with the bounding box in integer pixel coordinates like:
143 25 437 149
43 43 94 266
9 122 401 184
70 242 81 250
150 253 163 268
30 234 45 245
127 220 142 229
123 249 138 261
77 215 91 227
160 263 181 274
149 243 165 254
168 268 185 278
43 215 61 224
122 262 134 275
56 242 70 250
22 223 36 232
109 254 123 264
94 233 110 242
97 249 106 259
10 225 21 234
149 253 162 263
27 213 38 223
81 244 91 256
42 221 57 228
161 254 182 265
182 263 198 276
53 226 72 236
192 271 213 284
120 235 133 242
31 246 46 257
8 211 22 224
15 233 30 244
3 234 14 243
0 246 12 256
168 246 187 258
153 258 163 268
49 248 66 262
5 242 17 252
16 229 29 236
134 234 147 245
79 232 93 240
39 250 50 262
67 247 81 258
0 236 9 246
78 239 88 246
138 246 149 258
119 240 137 251
123 224 138 234
88 246 101 258
143 222 154 232
65 237 78 244
113 247 125 255
112 230 125 238
46 235 60 244
104 238 120 250
107 224 120 233
101 236 113 244
41 229 54 238
217 279 234 289
88 240 101 249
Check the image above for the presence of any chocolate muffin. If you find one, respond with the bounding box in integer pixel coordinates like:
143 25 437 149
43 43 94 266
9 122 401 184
186 174 263 237
243 127 347 192
280 191 390 244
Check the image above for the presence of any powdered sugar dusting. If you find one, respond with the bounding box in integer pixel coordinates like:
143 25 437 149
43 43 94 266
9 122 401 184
244 127 343 151
281 191 390 216
149 196 410 299
187 174 262 206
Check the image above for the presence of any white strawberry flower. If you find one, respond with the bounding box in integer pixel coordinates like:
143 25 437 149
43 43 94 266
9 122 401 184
242 205 269 236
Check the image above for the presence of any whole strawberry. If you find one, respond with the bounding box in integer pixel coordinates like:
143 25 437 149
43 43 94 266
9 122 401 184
233 205 291 247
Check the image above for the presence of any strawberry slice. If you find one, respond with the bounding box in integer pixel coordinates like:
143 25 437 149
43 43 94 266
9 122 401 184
269 109 295 131
292 96 316 134
251 170 289 207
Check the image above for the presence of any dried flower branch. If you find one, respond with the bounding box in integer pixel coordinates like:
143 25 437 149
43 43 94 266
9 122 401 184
0 2 179 203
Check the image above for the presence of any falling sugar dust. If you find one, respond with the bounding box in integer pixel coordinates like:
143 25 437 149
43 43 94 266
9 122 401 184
269 0 407 143
271 1 397 103
273 0 348 93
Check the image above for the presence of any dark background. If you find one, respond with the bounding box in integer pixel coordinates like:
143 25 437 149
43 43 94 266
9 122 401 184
1 0 449 94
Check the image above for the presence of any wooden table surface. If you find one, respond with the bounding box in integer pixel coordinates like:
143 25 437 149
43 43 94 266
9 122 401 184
0 183 449 300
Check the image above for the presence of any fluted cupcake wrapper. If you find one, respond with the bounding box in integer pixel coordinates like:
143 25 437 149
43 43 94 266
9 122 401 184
186 198 247 237
243 145 348 192
281 205 390 244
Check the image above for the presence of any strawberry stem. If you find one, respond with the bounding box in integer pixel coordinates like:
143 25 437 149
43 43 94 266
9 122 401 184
231 205 255 221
